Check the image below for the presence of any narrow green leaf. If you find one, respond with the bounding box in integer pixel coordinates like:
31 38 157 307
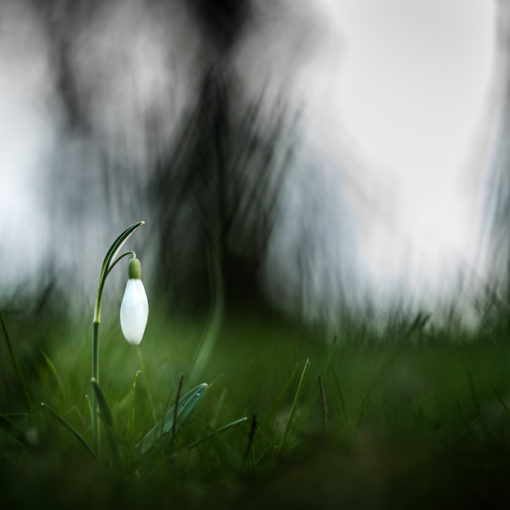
170 383 208 434
1 312 33 411
41 351 65 401
85 394 93 425
91 379 119 464
94 221 145 321
137 383 208 454
91 380 113 428
467 371 488 439
159 387 175 444
277 358 311 455
171 375 184 448
0 415 27 446
41 402 97 461
210 387 227 428
101 221 144 279
189 416 248 448
259 363 299 431
331 365 348 423
492 384 510 416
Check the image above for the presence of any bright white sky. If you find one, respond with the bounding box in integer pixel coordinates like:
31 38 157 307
310 0 497 305
336 0 494 174
250 0 499 315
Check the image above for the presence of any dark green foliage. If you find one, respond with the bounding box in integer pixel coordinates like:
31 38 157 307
3 309 510 508
138 383 208 454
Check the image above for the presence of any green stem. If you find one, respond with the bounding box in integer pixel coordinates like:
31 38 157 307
0 312 33 411
41 402 98 462
91 321 100 453
136 347 157 425
89 221 145 454
171 375 184 452
107 251 136 277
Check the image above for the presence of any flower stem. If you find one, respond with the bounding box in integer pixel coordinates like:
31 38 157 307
91 320 100 453
107 251 136 277
89 221 145 455
136 347 157 425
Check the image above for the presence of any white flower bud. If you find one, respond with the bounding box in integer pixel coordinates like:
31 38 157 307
120 258 148 345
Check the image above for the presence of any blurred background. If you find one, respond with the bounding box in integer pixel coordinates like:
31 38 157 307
0 0 507 325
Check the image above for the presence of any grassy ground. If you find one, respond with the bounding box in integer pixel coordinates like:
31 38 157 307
2 306 510 509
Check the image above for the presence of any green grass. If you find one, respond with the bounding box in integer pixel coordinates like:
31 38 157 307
2 307 510 509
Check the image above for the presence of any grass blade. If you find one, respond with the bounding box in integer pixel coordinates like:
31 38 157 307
318 375 328 434
244 413 258 462
91 379 119 465
1 312 33 411
41 402 97 461
259 363 299 431
210 387 227 429
0 414 28 446
94 221 145 322
41 351 65 401
137 383 208 454
100 221 145 282
331 365 348 423
468 372 488 438
491 384 510 415
189 416 248 448
172 375 184 448
277 358 311 455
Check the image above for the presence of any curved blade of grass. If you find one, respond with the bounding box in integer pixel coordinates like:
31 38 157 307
492 384 510 415
259 363 299 431
91 380 113 427
41 351 65 401
331 365 348 424
244 414 258 464
91 379 119 465
41 403 97 461
277 358 311 455
210 387 227 428
0 412 29 420
137 383 208 454
189 416 248 448
0 415 28 446
100 221 144 279
1 312 33 411
170 383 208 434
171 375 184 450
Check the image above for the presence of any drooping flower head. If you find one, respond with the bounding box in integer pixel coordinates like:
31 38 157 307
120 257 148 345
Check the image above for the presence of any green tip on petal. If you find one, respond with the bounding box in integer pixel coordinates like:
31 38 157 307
128 257 142 279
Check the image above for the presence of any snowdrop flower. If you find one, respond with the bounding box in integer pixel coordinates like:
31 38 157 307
120 257 149 345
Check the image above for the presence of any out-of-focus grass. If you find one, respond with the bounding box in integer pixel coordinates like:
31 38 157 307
2 307 510 509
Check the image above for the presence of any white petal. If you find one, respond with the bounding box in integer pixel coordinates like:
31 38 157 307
120 279 149 345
